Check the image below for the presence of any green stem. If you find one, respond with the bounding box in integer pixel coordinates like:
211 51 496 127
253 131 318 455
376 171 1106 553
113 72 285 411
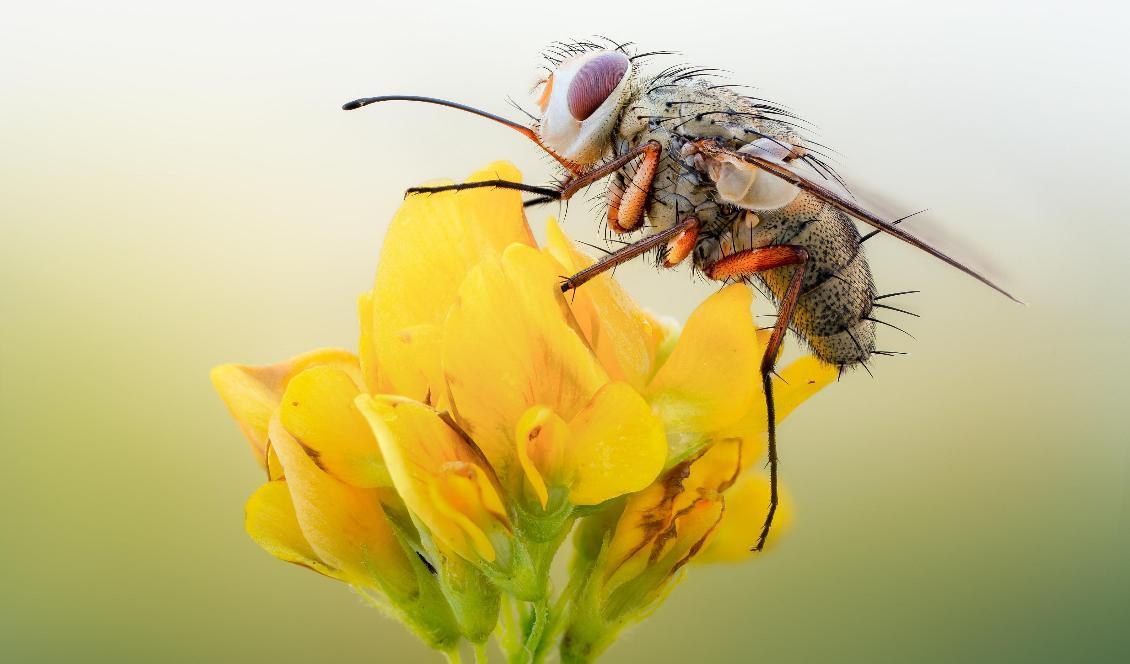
532 573 583 664
520 599 550 664
498 594 526 664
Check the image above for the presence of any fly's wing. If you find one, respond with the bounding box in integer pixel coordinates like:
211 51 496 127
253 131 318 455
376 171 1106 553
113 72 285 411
845 181 1011 289
693 140 1023 304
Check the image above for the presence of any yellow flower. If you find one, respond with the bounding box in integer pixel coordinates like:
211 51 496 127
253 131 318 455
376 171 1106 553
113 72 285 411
212 351 460 650
212 162 836 660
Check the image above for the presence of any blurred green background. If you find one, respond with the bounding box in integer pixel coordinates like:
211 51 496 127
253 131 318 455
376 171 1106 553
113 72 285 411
3 1 1128 661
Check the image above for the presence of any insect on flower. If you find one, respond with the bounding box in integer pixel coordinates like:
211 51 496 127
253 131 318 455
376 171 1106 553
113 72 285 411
342 38 1021 552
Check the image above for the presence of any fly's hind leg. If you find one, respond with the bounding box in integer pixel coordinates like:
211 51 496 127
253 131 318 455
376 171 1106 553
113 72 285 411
705 245 809 551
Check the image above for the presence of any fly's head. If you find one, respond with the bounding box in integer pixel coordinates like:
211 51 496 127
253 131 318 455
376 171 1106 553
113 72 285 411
531 50 634 166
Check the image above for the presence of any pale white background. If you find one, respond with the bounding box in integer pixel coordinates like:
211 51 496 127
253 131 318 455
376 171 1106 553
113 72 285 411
3 1 1129 661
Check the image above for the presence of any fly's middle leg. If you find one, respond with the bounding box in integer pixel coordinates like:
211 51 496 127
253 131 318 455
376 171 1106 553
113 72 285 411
705 245 810 551
559 216 699 292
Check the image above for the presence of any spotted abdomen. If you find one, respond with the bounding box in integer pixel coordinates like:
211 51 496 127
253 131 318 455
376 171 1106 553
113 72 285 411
698 193 877 367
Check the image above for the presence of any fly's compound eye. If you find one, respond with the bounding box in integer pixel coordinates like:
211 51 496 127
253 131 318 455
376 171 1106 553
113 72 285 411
566 52 630 121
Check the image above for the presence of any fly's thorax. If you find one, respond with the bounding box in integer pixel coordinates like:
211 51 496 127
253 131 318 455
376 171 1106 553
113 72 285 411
611 80 803 236
618 80 799 147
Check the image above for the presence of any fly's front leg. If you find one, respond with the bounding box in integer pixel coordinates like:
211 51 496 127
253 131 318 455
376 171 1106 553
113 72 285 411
705 245 809 551
404 180 562 199
404 140 662 208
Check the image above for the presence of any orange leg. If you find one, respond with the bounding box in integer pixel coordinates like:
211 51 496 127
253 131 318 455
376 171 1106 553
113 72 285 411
607 142 661 233
706 245 809 551
661 218 700 268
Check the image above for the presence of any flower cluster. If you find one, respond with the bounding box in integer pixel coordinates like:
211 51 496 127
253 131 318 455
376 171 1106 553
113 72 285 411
212 163 835 662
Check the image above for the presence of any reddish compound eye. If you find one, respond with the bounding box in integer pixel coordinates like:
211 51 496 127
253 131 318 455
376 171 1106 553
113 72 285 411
566 52 630 121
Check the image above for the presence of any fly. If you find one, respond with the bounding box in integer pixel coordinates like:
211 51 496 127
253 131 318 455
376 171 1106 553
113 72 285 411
342 38 1021 551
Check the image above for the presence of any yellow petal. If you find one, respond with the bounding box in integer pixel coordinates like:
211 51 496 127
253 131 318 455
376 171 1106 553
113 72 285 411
211 348 360 463
601 482 670 592
566 382 667 506
600 440 736 591
605 493 724 594
695 473 791 563
775 355 838 423
645 284 761 439
267 415 416 597
442 244 608 484
659 496 725 572
367 163 536 402
428 462 508 562
715 354 839 473
387 324 447 409
515 406 569 509
278 365 389 488
672 438 743 515
244 480 345 581
543 217 657 390
356 292 386 394
264 443 284 481
356 394 512 565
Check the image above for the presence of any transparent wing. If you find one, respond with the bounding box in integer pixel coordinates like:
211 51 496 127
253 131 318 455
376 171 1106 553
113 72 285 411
694 140 1023 304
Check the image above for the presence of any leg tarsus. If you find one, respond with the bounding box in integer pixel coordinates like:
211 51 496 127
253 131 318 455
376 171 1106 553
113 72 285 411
701 244 808 552
405 179 561 199
752 370 779 552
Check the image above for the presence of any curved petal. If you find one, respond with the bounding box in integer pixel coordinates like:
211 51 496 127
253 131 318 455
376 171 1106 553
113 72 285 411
267 415 416 598
673 438 743 515
365 162 536 402
428 463 508 562
279 365 390 488
715 354 839 474
244 480 345 581
356 292 386 394
567 382 667 506
600 482 669 592
543 217 659 390
442 244 608 484
775 355 838 423
605 495 724 595
211 348 359 464
645 284 761 454
695 473 792 563
356 394 511 566
515 406 569 509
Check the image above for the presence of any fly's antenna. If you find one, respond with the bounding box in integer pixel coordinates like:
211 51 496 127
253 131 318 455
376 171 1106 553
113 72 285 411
341 95 581 174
